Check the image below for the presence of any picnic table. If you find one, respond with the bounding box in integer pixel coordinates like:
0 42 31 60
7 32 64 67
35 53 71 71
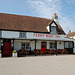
57 49 68 54
18 49 29 56
33 49 56 55
47 49 56 54
33 49 46 55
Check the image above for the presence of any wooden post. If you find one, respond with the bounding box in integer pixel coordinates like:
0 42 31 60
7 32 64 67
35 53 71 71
1 39 3 57
13 39 14 51
55 41 57 56
35 39 37 56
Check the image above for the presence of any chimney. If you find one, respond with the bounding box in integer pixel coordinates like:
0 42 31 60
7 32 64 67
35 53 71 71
52 13 58 20
68 29 71 33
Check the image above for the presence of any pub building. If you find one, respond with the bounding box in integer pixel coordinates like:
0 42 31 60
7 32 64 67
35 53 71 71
0 13 74 57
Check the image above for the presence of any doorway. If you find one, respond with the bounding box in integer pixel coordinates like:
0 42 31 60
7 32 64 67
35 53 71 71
3 39 11 57
41 42 46 53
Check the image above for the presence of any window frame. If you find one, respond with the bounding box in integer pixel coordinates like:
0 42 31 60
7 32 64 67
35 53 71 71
49 42 56 49
49 21 58 34
64 41 74 48
19 32 26 38
51 26 57 33
21 42 30 50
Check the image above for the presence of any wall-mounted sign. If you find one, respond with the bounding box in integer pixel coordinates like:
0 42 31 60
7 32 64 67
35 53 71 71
26 32 66 40
33 33 60 38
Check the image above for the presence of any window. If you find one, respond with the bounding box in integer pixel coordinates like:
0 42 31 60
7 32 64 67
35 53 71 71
50 22 57 34
21 43 30 50
19 32 26 38
49 22 58 34
50 42 55 49
69 42 73 48
64 42 73 48
41 42 46 48
51 26 56 33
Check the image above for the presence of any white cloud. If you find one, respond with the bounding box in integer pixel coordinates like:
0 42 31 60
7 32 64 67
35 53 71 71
60 16 75 34
27 0 75 34
27 0 62 18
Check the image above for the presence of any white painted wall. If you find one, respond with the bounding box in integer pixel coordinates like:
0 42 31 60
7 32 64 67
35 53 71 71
14 40 31 51
46 26 50 32
14 40 64 51
26 32 66 41
47 41 49 49
36 41 41 49
1 30 71 42
51 23 56 26
57 41 64 49
2 31 19 38
0 39 65 51
14 40 42 51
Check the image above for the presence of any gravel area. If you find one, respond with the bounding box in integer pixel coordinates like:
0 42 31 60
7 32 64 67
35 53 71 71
0 55 75 75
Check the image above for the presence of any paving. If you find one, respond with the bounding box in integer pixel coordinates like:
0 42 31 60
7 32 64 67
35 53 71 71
0 55 75 75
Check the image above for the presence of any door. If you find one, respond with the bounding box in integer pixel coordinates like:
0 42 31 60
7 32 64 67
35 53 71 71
41 42 46 52
3 40 11 57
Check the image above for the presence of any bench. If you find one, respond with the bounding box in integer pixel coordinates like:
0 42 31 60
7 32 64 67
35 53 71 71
57 49 68 54
18 49 29 56
33 49 47 55
47 49 56 54
33 49 41 55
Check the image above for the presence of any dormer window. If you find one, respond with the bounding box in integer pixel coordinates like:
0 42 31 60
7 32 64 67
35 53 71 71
49 22 58 34
47 13 65 35
51 23 57 33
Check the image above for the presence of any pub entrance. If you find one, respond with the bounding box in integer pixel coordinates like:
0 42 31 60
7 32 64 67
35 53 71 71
3 39 11 57
41 42 46 54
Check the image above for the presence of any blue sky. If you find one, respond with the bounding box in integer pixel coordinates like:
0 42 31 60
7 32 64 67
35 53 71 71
0 0 75 34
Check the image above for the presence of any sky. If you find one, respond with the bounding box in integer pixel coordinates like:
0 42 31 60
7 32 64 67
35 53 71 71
0 0 75 34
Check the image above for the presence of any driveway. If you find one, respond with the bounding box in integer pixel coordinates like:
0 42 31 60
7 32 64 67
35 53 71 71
0 55 75 75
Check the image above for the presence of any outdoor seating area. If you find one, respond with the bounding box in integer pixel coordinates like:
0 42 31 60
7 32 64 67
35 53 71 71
33 49 48 55
33 49 42 55
47 49 56 54
17 49 68 56
57 49 68 54
17 49 29 56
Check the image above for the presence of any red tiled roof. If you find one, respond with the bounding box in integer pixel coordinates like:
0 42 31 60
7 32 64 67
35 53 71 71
0 13 65 34
67 32 75 37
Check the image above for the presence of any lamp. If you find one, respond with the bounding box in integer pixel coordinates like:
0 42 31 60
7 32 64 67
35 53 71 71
59 42 61 44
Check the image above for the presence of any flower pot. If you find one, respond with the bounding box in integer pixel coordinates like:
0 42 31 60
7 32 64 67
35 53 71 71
0 53 2 58
12 52 17 57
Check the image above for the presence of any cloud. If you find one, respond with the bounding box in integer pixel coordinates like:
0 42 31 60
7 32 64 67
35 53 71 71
27 0 75 34
60 16 75 33
27 0 62 18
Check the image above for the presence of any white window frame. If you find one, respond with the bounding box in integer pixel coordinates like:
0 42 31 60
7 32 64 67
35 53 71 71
64 42 73 48
19 32 26 38
51 26 57 33
49 42 55 49
21 42 30 50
